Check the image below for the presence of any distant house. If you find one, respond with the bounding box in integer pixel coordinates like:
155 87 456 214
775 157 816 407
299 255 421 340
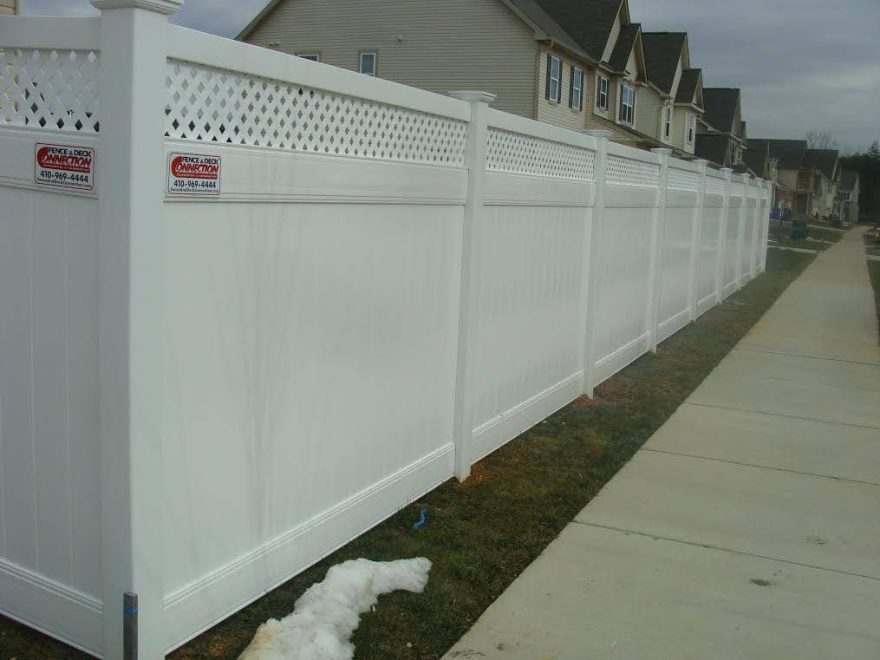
696 88 747 168
641 32 703 155
836 170 860 225
746 139 840 218
0 0 18 15
803 148 839 218
237 0 677 150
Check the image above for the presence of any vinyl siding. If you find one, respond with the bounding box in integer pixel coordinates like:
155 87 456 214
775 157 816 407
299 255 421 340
0 0 15 15
244 0 538 119
536 47 590 132
672 107 696 154
636 87 664 140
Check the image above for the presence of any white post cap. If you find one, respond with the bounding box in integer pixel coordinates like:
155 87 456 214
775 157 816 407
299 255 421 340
583 129 613 139
693 159 709 165
651 148 673 156
91 0 182 14
448 91 496 104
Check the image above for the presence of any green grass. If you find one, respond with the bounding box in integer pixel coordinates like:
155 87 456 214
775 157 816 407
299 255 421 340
769 221 843 251
0 250 816 660
869 260 880 340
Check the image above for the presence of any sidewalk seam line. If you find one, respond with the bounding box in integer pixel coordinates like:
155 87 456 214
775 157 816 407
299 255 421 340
684 402 880 431
732 347 880 367
573 522 880 582
640 447 880 487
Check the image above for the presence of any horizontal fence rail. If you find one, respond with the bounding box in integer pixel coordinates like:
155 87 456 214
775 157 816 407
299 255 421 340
0 7 773 659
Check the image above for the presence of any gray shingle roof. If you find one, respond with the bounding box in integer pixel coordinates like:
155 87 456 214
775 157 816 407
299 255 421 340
743 140 768 176
695 133 730 167
702 88 740 134
675 68 701 104
521 0 624 61
641 32 686 94
804 148 839 180
609 23 640 71
748 139 808 171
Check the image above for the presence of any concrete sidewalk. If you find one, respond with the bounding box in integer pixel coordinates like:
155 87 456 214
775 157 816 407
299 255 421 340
445 228 880 660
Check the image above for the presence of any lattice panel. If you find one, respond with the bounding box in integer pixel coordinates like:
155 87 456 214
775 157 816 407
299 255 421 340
606 154 660 187
667 167 700 191
165 60 468 167
705 175 727 196
0 48 100 132
730 181 745 198
486 128 595 181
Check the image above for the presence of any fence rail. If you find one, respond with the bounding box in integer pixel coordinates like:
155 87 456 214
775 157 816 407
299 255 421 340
0 5 772 658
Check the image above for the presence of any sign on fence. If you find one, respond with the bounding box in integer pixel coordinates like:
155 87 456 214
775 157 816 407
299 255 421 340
167 152 222 196
34 143 96 192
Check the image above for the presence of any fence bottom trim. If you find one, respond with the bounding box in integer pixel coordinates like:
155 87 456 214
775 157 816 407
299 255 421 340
0 560 102 657
161 443 454 653
470 371 584 465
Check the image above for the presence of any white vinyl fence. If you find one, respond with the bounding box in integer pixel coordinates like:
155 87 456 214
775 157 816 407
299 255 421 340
0 4 772 658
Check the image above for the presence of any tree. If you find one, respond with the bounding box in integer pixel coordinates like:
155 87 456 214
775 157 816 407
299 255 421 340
805 131 839 150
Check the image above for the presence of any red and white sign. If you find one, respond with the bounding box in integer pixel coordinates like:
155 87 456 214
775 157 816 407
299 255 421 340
34 143 95 192
167 152 222 196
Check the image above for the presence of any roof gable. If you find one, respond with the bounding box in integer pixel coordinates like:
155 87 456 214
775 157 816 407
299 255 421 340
702 88 741 134
675 68 703 107
609 22 643 75
527 0 626 61
642 32 686 94
749 139 808 171
804 148 839 180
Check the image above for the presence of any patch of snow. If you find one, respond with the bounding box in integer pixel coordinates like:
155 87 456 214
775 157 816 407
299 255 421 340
238 557 432 660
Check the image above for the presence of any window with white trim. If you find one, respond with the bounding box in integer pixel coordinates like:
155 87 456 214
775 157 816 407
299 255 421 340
570 67 584 111
546 55 562 102
297 53 320 62
686 112 696 144
359 52 377 76
618 82 635 125
596 75 609 111
664 106 672 139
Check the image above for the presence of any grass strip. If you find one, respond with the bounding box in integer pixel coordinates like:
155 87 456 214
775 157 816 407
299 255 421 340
0 250 816 660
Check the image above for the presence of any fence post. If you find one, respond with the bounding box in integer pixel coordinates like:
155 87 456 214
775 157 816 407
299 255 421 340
750 178 762 279
648 148 671 352
688 159 708 320
715 167 733 303
761 181 772 272
448 91 495 482
734 174 748 288
90 1 180 657
581 129 611 397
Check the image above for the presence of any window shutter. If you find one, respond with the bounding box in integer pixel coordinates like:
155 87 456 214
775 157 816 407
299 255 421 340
545 54 551 100
569 68 574 108
557 63 563 102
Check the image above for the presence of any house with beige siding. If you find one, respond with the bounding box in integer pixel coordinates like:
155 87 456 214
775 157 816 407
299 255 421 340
695 87 747 169
237 0 668 150
641 32 703 155
0 0 18 15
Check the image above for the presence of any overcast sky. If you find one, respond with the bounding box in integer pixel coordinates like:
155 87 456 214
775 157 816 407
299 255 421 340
20 0 880 153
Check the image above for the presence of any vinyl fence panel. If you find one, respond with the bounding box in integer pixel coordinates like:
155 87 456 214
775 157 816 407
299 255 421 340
0 6 770 657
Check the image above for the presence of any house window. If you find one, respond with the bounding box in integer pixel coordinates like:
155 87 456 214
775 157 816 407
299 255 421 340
546 54 562 103
359 52 377 76
596 75 609 111
664 106 672 138
570 67 584 110
297 53 320 62
618 82 635 125
686 112 696 143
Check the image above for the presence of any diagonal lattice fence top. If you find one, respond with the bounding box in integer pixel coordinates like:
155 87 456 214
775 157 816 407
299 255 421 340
164 59 470 168
0 47 100 132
